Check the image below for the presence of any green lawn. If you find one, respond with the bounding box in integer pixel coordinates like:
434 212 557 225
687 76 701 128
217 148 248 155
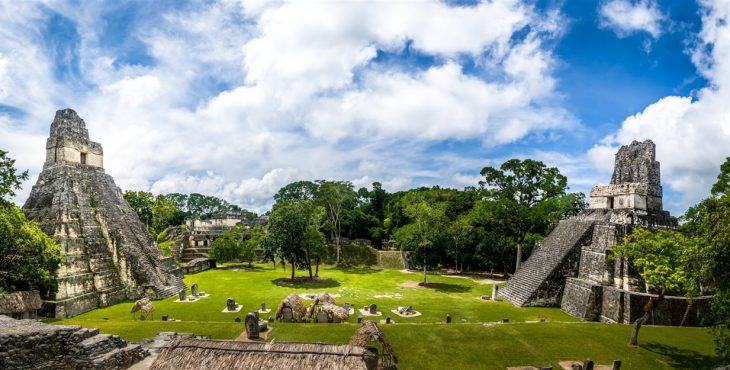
53 264 724 369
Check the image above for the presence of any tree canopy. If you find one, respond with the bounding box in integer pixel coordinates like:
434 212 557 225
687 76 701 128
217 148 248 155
0 149 61 297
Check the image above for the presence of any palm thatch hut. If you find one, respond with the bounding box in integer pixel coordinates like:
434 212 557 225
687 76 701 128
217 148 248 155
316 292 336 304
349 321 398 369
310 303 351 323
0 291 41 319
149 338 379 370
275 293 308 322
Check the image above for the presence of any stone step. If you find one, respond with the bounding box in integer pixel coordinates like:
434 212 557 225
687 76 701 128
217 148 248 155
79 334 126 355
83 343 148 370
499 220 594 306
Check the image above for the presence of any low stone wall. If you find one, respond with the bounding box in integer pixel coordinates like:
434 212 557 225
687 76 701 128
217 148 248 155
0 315 147 369
181 258 215 275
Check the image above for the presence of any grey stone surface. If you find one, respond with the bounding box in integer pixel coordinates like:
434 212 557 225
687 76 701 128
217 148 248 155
610 140 660 186
23 109 183 318
0 315 147 369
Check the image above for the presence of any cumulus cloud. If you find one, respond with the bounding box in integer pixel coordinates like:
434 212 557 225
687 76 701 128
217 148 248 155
599 0 665 39
589 1 730 212
0 1 574 213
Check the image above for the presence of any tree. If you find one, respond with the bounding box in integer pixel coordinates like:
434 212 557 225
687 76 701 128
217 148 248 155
448 214 476 273
393 195 448 285
151 195 185 235
273 180 318 204
711 157 730 196
682 185 730 359
612 228 699 346
265 200 325 280
209 224 257 266
123 190 154 231
0 203 62 297
0 150 61 297
479 159 577 272
0 149 28 200
316 180 356 265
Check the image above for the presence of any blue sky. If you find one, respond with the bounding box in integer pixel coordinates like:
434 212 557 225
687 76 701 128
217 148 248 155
1 0 729 214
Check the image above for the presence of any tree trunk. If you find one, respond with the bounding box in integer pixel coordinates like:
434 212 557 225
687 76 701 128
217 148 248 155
306 253 313 279
423 256 427 286
315 258 320 277
631 294 665 346
680 299 694 327
291 262 295 280
335 234 341 265
515 242 522 271
630 312 648 346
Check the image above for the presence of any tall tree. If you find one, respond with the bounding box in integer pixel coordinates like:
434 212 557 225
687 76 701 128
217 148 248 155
273 180 318 204
316 180 356 265
393 195 448 285
448 214 476 273
682 164 730 358
479 159 577 272
123 191 155 230
265 200 325 280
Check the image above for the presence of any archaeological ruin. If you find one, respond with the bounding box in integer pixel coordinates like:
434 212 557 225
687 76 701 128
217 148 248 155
23 109 184 318
499 140 710 325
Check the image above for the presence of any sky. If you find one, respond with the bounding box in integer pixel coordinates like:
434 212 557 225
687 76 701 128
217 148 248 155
0 0 728 215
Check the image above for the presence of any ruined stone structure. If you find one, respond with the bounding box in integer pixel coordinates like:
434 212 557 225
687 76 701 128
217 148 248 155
182 216 241 261
499 140 708 325
0 315 147 369
23 109 184 318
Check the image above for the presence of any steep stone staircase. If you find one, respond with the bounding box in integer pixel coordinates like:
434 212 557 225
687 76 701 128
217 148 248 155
154 279 187 300
499 220 594 306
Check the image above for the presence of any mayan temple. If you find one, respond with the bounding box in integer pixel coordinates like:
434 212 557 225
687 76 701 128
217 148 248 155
23 109 184 318
499 140 708 325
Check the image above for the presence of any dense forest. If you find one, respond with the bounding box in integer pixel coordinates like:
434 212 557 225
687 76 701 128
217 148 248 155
126 159 586 275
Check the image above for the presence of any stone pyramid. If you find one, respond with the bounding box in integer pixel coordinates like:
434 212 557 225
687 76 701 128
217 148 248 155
23 109 183 318
499 141 697 325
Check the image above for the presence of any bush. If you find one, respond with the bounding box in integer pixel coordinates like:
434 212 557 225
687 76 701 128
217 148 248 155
322 240 377 267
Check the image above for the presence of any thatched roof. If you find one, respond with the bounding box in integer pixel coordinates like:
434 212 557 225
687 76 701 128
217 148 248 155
316 292 336 305
275 293 308 321
0 291 41 313
349 321 398 364
150 338 378 370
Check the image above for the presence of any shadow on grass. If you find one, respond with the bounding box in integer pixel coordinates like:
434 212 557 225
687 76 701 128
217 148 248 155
271 277 341 289
331 266 382 275
419 282 471 293
217 264 266 271
642 342 723 369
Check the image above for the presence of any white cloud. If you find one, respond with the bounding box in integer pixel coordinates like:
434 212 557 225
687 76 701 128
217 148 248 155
0 1 574 213
599 0 665 39
589 1 730 212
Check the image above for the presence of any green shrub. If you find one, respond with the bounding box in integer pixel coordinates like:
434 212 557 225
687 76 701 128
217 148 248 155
377 251 405 269
322 240 377 267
